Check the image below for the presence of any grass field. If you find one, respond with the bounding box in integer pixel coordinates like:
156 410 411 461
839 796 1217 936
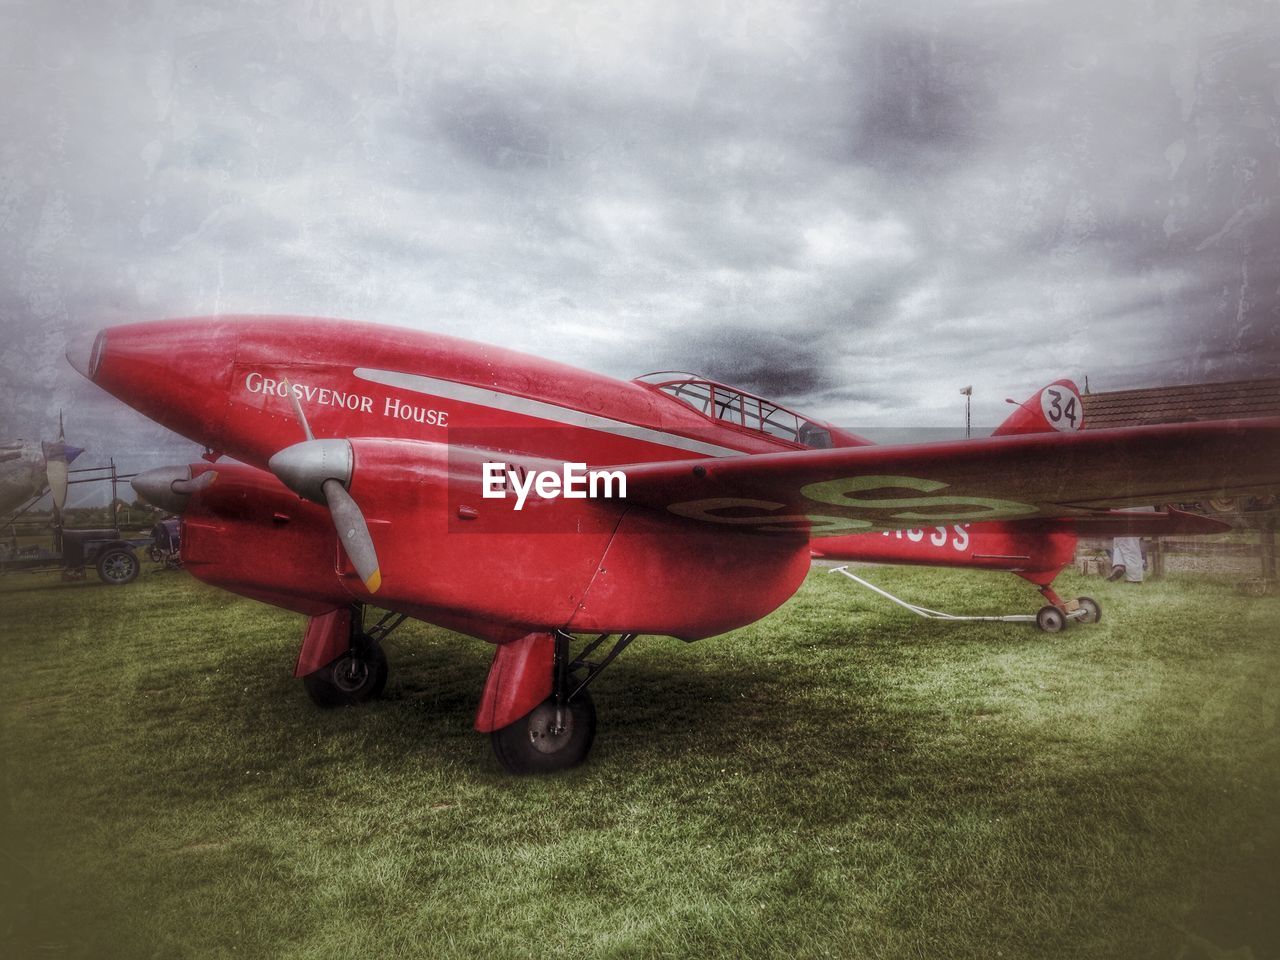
2 564 1277 959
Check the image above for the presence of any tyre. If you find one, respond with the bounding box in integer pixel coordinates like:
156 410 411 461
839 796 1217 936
96 547 140 585
1076 597 1101 625
491 689 597 775
1035 605 1066 633
302 641 388 708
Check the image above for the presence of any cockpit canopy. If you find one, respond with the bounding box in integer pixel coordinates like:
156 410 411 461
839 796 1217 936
634 372 847 449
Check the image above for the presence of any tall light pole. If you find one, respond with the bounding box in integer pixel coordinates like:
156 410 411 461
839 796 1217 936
960 386 972 439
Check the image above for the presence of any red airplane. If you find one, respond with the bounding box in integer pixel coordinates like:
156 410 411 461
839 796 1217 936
68 316 1279 773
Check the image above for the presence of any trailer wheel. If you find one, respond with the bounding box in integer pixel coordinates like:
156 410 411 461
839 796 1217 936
97 547 140 585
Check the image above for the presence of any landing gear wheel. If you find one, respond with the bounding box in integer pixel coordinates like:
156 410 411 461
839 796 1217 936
491 689 597 775
1036 605 1066 633
96 548 140 585
303 640 388 708
1075 597 1101 625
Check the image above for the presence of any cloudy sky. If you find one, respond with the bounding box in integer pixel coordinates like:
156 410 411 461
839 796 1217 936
2 0 1278 496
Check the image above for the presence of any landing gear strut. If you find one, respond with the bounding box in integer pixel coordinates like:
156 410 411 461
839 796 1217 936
302 606 405 708
490 631 636 775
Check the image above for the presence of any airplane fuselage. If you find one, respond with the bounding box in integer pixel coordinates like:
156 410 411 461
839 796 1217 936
77 316 848 641
79 316 848 471
74 317 1103 641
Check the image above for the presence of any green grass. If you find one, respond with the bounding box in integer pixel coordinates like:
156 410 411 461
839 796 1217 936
2 564 1278 959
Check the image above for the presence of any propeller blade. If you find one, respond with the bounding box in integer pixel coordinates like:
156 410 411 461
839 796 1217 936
46 457 69 511
268 440 380 593
42 413 81 511
321 477 381 593
281 379 314 442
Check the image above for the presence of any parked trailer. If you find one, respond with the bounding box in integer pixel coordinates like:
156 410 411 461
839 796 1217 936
0 527 152 585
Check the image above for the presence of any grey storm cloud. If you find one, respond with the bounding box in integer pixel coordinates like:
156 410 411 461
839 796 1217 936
1 0 1278 487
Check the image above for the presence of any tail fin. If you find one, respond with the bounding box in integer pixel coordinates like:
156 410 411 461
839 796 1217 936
992 379 1085 437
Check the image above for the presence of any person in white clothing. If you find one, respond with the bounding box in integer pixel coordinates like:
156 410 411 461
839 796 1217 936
1109 505 1159 582
1109 536 1145 582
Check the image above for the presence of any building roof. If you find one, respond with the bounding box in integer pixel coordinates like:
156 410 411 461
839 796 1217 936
1082 378 1280 429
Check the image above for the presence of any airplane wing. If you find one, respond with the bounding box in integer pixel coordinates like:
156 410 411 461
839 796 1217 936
616 418 1280 534
1061 508 1231 537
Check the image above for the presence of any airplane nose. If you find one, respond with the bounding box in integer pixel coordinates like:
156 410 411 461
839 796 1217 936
64 318 241 456
66 328 106 381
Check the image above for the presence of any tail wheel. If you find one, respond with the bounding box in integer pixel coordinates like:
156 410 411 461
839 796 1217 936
1036 605 1066 633
1075 597 1101 624
491 690 597 775
303 640 388 708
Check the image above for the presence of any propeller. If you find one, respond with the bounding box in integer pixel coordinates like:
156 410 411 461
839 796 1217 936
42 412 84 519
268 381 382 594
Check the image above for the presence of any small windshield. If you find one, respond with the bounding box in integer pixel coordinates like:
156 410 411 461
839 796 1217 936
635 372 834 448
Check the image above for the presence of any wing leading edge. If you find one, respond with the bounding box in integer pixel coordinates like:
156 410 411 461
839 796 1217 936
614 418 1280 534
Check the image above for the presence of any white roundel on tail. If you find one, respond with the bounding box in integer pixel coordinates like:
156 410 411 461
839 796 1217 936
1040 384 1083 432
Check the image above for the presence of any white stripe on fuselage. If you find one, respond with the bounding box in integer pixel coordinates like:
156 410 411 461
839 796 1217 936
353 367 743 459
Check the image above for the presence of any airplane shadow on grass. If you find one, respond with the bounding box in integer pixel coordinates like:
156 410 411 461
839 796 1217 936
192 626 1030 806
0 569 183 595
